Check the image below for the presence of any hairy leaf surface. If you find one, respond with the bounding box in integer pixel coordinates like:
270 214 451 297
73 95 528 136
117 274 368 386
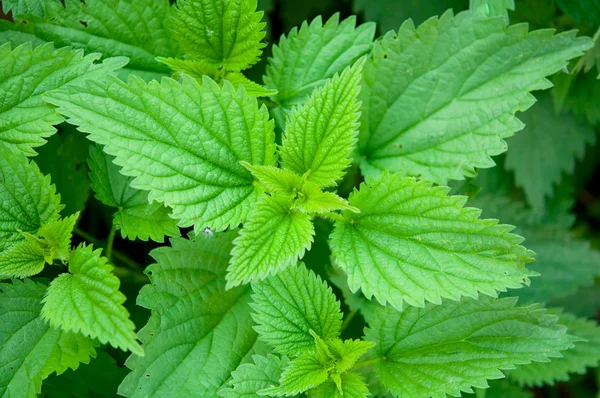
45 76 277 232
41 244 142 355
364 296 576 398
330 173 534 309
119 232 263 397
0 43 126 156
358 9 593 183
0 279 96 398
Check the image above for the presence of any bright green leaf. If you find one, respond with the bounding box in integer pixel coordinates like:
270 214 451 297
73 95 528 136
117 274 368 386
264 14 375 109
326 338 374 375
505 95 595 209
1 0 55 17
37 213 78 262
241 162 304 196
510 310 600 387
227 195 314 287
0 42 126 156
0 239 47 278
0 143 62 251
330 173 535 309
88 145 179 243
251 263 342 356
280 60 363 187
119 232 263 397
307 372 370 398
172 0 266 72
364 296 576 398
0 279 96 398
218 354 290 398
358 9 593 184
45 76 277 232
294 182 358 214
260 349 330 396
225 73 278 97
41 243 143 356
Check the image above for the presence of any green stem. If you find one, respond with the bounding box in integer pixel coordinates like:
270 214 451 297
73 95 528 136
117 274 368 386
340 309 358 333
74 227 142 270
105 222 117 262
353 357 381 370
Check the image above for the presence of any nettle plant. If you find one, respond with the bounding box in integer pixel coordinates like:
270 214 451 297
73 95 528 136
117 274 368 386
1 0 600 397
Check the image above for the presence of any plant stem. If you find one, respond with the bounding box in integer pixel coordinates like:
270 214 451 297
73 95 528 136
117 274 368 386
340 309 358 333
105 222 117 262
353 357 381 369
73 227 142 270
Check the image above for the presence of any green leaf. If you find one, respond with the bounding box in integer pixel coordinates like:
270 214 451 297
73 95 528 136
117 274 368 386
225 73 278 97
260 349 330 396
280 60 363 188
172 0 266 72
364 296 576 398
0 239 47 278
555 0 600 26
226 195 314 287
251 263 342 356
241 162 304 196
294 183 358 214
88 145 180 243
45 75 277 232
1 0 55 17
330 173 535 309
470 0 514 24
0 42 126 156
218 354 290 398
358 9 593 184
37 212 78 262
466 380 533 398
307 372 370 398
0 279 96 398
41 243 143 356
326 338 374 375
510 310 600 387
264 14 375 109
119 232 263 397
35 126 91 216
1 0 176 78
0 143 62 251
505 95 595 209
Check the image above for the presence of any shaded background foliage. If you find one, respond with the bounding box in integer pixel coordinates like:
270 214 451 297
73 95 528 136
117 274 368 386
1 0 599 396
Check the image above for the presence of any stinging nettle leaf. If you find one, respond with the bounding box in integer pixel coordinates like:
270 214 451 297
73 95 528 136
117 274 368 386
88 145 180 243
218 354 289 398
41 243 143 356
280 60 364 188
294 182 359 214
364 296 577 398
45 75 277 233
227 195 315 287
119 232 263 397
251 263 343 356
1 0 55 17
330 172 535 310
0 42 126 156
307 371 370 398
358 8 593 184
264 14 375 110
0 239 47 279
172 0 266 72
0 279 96 398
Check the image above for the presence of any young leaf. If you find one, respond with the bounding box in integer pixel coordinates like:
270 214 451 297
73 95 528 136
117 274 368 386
172 0 266 72
241 162 304 196
358 8 593 184
218 354 289 398
119 232 263 397
364 296 576 398
294 182 358 214
88 145 179 243
326 338 374 375
0 143 62 251
45 76 277 232
41 243 142 356
37 213 78 262
505 95 595 209
307 372 370 398
0 42 126 156
264 14 375 109
260 349 330 396
0 279 96 398
224 72 278 97
510 310 600 387
251 263 342 356
2 0 176 79
227 195 314 287
330 173 535 309
280 60 363 188
0 239 47 278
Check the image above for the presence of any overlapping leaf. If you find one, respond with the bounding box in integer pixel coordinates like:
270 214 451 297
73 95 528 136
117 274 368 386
364 296 576 398
218 354 290 398
41 244 142 355
0 279 96 398
330 172 535 309
0 42 126 156
45 76 277 232
358 8 592 183
119 232 263 397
